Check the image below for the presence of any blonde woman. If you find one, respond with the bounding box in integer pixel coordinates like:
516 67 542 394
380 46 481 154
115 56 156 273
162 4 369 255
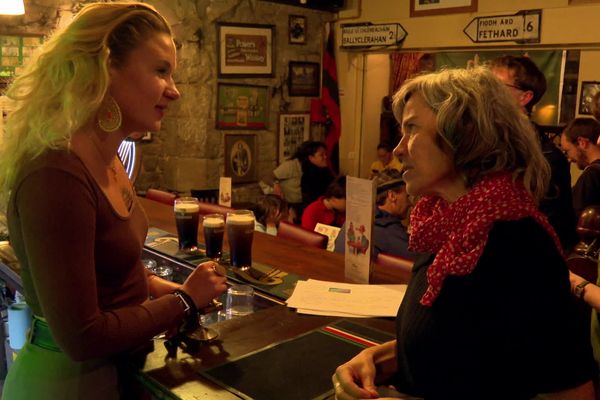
333 67 596 399
0 2 227 398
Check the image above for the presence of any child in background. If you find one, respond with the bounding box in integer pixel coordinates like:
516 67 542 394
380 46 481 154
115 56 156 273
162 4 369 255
251 194 289 236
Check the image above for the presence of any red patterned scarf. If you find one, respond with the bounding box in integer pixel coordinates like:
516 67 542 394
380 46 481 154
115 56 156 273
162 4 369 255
409 172 564 306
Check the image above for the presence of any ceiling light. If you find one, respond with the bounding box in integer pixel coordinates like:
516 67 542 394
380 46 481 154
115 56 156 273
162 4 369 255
0 0 25 15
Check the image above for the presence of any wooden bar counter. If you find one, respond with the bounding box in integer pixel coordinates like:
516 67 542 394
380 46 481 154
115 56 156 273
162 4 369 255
137 197 407 399
0 198 406 399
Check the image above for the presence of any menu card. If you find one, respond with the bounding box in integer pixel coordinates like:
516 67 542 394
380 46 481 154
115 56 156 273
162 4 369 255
219 177 232 207
344 176 376 283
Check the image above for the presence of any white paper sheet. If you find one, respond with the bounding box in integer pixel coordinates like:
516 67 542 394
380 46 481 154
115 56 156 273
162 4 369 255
286 279 406 317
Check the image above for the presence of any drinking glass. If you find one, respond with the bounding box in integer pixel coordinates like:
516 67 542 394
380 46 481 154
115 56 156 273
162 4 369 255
203 214 225 260
226 209 255 271
225 284 254 317
174 197 200 252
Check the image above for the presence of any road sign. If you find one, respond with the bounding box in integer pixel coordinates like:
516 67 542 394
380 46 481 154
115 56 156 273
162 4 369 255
463 9 542 44
341 23 407 48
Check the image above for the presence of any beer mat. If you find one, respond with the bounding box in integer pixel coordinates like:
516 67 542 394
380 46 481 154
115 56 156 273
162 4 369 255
231 266 284 286
145 227 304 300
199 322 393 400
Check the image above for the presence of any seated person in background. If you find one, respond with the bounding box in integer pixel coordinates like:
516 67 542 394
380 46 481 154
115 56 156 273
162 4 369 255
333 67 596 400
250 194 289 236
300 142 334 209
301 176 346 231
334 169 413 259
369 142 402 179
560 118 600 218
259 141 332 221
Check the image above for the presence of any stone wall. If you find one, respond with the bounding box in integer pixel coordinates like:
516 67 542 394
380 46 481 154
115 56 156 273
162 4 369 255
1 0 333 204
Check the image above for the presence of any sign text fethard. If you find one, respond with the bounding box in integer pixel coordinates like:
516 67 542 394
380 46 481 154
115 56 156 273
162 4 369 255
341 23 407 48
463 9 542 44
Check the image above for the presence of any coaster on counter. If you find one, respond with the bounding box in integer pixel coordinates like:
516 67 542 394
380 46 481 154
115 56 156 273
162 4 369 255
231 266 285 286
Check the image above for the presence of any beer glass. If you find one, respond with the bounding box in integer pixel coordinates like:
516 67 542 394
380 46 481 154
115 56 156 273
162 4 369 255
226 210 255 270
203 213 225 260
174 197 200 252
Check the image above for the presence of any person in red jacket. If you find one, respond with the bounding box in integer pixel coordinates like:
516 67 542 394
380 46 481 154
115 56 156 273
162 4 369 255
301 176 346 231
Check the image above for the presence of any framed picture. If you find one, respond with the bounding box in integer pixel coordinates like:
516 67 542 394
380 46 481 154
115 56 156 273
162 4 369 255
224 134 257 183
288 61 320 97
410 0 477 17
217 22 274 77
289 15 307 44
216 83 269 130
278 113 310 162
579 81 600 115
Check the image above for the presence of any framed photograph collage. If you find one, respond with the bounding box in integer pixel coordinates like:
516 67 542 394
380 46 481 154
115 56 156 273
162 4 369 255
217 18 319 183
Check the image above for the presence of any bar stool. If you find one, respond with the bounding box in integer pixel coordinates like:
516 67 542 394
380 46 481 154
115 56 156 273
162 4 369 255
145 189 177 206
276 222 328 249
374 252 413 284
197 202 234 219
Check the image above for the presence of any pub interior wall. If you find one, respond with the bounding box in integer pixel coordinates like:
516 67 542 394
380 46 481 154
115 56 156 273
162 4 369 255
0 0 333 203
336 0 600 177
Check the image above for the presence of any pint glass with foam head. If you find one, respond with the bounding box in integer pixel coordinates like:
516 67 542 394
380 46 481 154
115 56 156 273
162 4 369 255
174 197 200 252
226 210 255 270
203 213 225 260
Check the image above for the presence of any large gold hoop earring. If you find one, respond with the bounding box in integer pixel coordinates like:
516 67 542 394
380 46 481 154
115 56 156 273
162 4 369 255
97 96 122 132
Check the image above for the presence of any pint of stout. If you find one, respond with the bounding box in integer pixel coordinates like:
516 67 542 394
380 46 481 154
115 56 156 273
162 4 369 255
174 197 200 251
203 214 225 260
226 210 255 270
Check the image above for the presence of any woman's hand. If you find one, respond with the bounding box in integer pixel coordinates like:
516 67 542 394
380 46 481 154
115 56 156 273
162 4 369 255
333 348 379 399
181 261 227 308
333 340 398 400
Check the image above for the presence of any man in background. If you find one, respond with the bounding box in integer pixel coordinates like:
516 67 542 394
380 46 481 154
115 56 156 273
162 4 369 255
369 143 402 179
561 117 600 218
335 169 413 259
490 55 578 251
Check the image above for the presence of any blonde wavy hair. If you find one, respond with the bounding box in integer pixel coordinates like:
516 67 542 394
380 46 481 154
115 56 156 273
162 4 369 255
392 66 550 202
0 1 171 207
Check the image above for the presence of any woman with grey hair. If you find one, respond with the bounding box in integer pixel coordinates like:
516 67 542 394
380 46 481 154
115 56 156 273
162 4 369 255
332 67 596 399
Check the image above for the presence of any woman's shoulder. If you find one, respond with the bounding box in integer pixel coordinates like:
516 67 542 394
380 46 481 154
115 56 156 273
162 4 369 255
274 158 301 175
16 149 90 187
483 217 563 266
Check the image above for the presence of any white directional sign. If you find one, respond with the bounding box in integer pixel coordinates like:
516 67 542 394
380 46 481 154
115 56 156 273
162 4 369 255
341 23 407 48
463 9 541 43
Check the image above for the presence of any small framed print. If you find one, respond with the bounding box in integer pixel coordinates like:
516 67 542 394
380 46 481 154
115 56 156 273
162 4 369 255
216 83 269 130
289 15 307 44
579 81 600 115
278 113 310 162
217 23 274 77
288 61 320 97
224 134 257 183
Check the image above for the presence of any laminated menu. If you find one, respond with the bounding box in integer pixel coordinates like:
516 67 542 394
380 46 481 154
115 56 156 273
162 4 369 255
344 176 376 283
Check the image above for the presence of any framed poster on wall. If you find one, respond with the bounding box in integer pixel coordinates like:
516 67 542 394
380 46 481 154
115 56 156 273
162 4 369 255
216 83 269 129
288 61 320 97
410 0 477 17
217 23 274 77
579 81 600 115
278 113 310 162
224 134 257 183
289 15 307 44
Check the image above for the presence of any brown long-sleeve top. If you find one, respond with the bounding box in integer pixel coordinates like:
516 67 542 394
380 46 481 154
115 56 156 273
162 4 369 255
8 149 184 362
